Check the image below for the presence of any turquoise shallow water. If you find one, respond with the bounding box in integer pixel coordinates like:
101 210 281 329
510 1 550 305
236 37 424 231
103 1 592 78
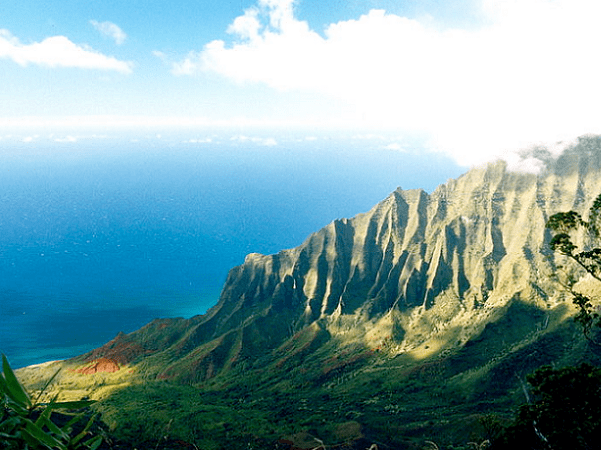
0 138 462 368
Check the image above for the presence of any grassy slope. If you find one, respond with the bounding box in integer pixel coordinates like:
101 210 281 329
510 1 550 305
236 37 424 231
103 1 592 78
16 298 601 450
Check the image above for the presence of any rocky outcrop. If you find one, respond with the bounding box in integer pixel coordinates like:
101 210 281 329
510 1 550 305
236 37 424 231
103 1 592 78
84 135 601 383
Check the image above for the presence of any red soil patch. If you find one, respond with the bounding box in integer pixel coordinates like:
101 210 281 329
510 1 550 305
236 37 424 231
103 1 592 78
77 358 119 374
84 332 151 366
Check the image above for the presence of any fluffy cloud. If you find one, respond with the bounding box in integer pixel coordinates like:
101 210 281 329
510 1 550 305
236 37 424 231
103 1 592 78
0 29 132 73
90 20 127 45
174 0 601 166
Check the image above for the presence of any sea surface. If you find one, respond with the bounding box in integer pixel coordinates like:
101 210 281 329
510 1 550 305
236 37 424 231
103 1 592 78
0 135 462 368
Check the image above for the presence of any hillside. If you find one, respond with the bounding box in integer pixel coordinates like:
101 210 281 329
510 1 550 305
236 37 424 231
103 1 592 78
18 136 601 449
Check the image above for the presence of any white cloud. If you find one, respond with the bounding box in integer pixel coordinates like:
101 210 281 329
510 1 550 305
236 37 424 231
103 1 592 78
152 50 167 60
228 8 262 40
172 0 601 167
90 20 127 45
231 135 278 146
0 29 133 73
384 143 406 152
172 56 197 76
185 137 213 144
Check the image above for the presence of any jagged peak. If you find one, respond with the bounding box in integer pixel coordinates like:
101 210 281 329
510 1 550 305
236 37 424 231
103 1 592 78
244 252 265 263
389 186 427 200
361 186 427 220
39 139 601 450
78 133 601 386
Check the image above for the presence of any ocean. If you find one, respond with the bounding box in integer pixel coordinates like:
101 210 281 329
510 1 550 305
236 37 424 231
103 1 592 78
0 135 462 368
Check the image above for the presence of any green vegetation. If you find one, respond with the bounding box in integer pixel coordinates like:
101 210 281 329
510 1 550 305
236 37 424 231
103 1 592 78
18 328 559 449
1 354 102 449
12 168 601 448
487 193 601 449
491 363 601 449
546 194 601 342
13 298 589 449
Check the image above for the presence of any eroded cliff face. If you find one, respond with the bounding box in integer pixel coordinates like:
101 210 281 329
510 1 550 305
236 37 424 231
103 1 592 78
82 135 601 382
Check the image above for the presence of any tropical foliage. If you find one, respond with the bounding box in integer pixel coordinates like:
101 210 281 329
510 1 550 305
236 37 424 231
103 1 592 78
0 354 102 449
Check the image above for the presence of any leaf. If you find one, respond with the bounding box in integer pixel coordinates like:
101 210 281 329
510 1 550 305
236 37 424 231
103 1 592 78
0 431 19 440
33 367 62 407
1 354 31 409
70 413 98 446
41 415 70 442
23 418 67 450
87 434 104 450
549 233 577 255
546 211 584 232
35 394 58 425
0 371 7 394
86 434 104 450
0 415 24 437
2 396 29 416
34 396 70 441
64 411 87 430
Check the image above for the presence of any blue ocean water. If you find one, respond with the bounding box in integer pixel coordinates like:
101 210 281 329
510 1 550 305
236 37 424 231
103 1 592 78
0 136 463 368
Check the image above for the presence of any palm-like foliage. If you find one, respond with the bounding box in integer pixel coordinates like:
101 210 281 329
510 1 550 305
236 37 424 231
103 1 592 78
0 354 102 449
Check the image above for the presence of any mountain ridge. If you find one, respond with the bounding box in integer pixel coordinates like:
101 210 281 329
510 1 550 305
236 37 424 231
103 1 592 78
19 135 601 448
76 136 601 383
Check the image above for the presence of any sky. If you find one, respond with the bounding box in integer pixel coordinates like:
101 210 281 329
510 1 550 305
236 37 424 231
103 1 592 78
2 0 601 169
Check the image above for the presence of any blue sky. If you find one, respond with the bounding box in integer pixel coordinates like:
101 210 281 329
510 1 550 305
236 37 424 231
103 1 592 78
2 0 601 170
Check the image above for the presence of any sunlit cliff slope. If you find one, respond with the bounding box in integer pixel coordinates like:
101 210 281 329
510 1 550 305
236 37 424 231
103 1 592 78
19 136 601 448
74 136 601 380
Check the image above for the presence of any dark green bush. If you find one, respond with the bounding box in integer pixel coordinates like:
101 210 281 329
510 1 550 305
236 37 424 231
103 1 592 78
491 363 601 449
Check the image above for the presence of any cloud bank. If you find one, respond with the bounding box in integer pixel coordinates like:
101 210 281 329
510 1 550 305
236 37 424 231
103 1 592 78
0 29 132 73
174 0 601 166
90 20 127 45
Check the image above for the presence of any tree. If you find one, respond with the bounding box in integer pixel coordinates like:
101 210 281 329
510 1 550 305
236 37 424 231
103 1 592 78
491 363 601 449
546 193 601 343
490 193 601 449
